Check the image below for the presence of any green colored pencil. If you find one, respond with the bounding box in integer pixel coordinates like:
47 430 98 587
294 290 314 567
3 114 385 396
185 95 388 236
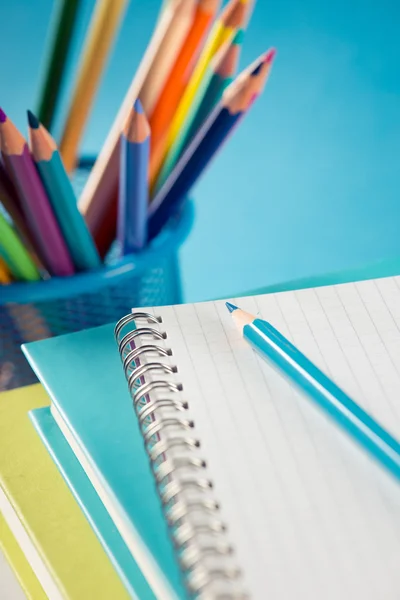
0 212 40 282
37 0 81 130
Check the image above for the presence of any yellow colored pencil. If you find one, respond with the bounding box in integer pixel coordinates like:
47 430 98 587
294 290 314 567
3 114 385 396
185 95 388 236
0 257 12 284
59 0 128 173
161 0 252 165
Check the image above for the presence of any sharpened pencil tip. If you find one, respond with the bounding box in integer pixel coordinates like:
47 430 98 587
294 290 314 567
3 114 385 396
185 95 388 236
234 29 245 45
27 110 40 129
226 302 238 313
251 59 265 76
264 48 277 65
134 98 144 114
0 108 7 123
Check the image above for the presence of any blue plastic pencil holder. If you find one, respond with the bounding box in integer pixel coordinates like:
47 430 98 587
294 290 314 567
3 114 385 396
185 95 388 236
0 159 194 391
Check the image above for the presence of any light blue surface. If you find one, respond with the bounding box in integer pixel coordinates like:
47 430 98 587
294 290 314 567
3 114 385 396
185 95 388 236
22 324 186 600
243 314 400 481
1 0 399 300
29 406 156 600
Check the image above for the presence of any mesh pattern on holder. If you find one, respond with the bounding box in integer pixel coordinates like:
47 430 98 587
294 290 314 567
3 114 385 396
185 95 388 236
0 159 192 391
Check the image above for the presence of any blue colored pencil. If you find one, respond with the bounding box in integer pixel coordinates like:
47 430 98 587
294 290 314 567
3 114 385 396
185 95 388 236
148 49 275 241
28 110 101 272
118 99 150 254
226 302 400 483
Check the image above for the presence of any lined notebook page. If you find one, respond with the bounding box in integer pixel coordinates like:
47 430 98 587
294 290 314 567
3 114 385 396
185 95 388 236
145 276 400 599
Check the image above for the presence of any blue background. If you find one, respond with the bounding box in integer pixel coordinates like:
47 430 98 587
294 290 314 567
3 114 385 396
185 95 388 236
1 0 399 301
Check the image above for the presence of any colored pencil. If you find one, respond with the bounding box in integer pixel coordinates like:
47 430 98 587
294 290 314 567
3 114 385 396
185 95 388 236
0 256 12 284
149 0 220 189
156 28 242 192
0 159 34 251
0 211 40 282
28 111 101 272
141 0 197 118
161 0 253 170
36 0 81 130
118 99 150 254
148 49 275 240
78 0 193 258
226 302 400 482
59 0 128 173
0 109 74 277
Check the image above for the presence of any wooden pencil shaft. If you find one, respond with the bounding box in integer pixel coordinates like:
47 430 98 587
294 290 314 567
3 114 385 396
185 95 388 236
37 0 81 130
78 0 190 253
118 136 149 253
0 162 25 228
149 55 269 237
149 107 239 240
60 0 128 172
0 212 40 281
0 114 74 276
141 0 197 116
29 117 101 271
0 257 12 284
156 31 240 189
163 0 253 164
148 0 219 187
8 148 74 276
0 164 46 272
37 152 101 271
185 71 231 146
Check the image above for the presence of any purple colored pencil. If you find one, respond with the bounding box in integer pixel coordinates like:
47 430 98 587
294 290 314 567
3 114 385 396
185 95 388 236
0 108 74 277
0 159 42 263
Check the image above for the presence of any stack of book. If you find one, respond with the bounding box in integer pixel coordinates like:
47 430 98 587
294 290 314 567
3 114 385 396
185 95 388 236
2 272 400 598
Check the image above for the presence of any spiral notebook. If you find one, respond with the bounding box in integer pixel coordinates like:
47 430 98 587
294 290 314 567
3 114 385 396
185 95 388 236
23 275 400 600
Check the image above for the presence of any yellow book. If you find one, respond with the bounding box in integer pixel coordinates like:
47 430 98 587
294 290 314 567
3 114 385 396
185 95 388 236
0 384 130 599
0 512 46 599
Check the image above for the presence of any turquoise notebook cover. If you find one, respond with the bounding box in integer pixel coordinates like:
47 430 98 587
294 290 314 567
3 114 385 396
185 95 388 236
23 324 185 600
29 406 156 600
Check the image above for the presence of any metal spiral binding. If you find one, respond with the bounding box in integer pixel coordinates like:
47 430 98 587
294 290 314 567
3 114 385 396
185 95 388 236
115 312 248 599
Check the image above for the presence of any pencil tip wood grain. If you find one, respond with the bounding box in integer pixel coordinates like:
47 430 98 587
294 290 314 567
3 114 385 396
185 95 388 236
221 0 252 29
78 0 194 254
124 102 151 143
199 0 221 11
213 33 241 77
28 120 56 163
0 114 27 156
59 0 128 173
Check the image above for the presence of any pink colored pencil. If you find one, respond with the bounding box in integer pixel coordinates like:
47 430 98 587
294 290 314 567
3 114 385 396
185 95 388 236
0 108 74 277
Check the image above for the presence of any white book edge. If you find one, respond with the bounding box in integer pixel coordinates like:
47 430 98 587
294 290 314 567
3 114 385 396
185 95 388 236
50 403 178 600
0 485 63 600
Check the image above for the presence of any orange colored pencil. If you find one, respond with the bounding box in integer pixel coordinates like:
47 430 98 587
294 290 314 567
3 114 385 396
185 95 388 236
142 0 197 118
0 257 12 284
149 0 220 188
